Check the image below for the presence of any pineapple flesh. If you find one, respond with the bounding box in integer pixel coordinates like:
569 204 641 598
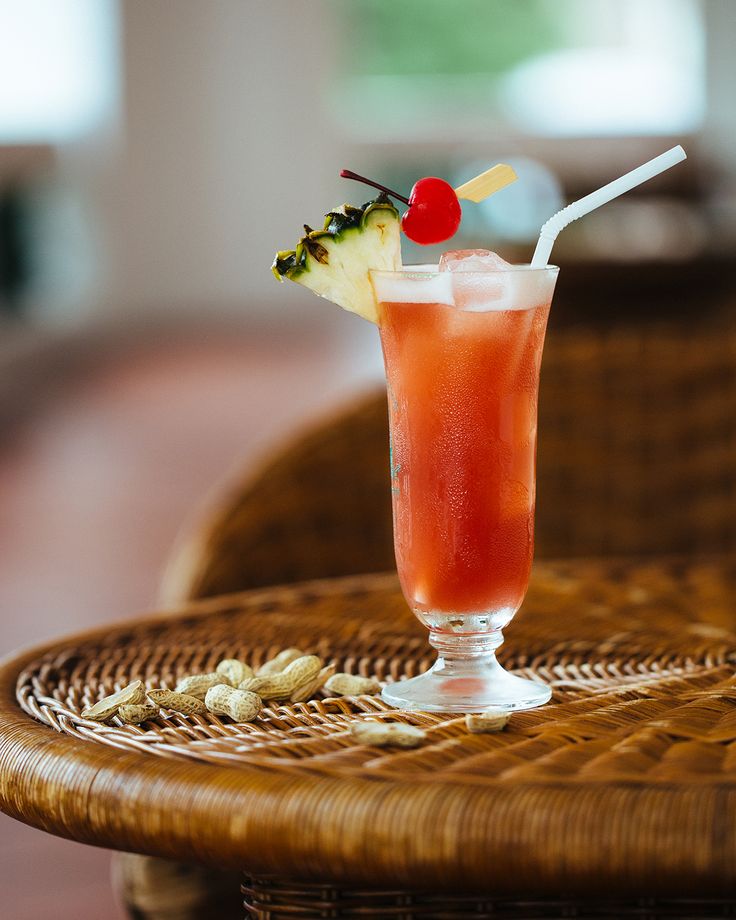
272 193 401 323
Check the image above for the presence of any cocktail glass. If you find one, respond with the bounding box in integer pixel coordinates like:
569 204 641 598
371 264 559 712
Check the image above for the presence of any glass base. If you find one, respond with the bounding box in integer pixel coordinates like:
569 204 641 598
381 629 551 713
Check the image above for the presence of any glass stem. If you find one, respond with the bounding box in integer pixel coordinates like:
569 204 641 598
429 629 504 657
428 629 505 678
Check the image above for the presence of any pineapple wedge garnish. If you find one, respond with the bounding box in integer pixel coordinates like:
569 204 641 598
272 193 401 323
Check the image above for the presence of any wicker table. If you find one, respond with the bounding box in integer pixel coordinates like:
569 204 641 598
2 558 736 917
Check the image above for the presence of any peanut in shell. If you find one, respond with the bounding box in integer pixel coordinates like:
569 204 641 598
149 689 208 716
256 647 304 675
216 658 254 686
175 672 227 699
325 673 381 697
205 685 262 722
291 663 337 703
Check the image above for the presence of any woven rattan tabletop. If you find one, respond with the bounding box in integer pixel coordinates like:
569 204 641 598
2 557 736 898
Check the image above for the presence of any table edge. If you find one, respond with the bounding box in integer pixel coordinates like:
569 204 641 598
2 574 736 895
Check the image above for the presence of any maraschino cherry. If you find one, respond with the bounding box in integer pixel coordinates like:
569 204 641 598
340 169 462 245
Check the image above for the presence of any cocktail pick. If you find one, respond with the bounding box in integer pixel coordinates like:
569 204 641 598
454 164 517 203
340 163 518 207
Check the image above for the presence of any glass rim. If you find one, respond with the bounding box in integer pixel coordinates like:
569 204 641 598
370 263 559 278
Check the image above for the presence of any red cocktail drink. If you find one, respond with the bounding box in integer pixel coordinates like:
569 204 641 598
274 152 687 713
381 300 549 617
372 264 558 711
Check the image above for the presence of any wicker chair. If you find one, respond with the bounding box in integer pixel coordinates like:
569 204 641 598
119 319 736 919
159 320 736 605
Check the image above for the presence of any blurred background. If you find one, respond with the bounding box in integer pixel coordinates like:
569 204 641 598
1 1 735 917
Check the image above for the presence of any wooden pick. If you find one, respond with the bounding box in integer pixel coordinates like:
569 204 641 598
454 164 517 203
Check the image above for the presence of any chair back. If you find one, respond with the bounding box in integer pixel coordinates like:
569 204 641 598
161 322 736 603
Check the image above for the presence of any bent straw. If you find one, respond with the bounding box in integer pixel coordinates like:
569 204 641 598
531 146 687 268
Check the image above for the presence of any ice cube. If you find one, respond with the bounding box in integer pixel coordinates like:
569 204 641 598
439 249 512 273
439 250 512 311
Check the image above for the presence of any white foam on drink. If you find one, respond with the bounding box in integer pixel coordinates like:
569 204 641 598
495 265 558 312
371 262 558 311
371 266 454 305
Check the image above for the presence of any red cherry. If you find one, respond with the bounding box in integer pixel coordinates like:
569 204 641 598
339 169 462 246
401 177 462 245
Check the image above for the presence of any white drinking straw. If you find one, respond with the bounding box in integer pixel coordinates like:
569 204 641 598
531 145 687 268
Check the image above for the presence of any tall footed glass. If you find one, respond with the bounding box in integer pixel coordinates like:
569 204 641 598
371 264 559 712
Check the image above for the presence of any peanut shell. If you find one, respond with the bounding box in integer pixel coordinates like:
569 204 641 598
81 680 146 722
350 721 426 749
119 702 160 724
465 709 511 734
